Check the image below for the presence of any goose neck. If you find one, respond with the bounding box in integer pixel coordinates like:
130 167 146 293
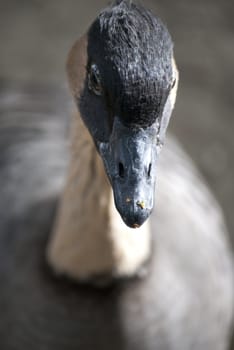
47 113 151 281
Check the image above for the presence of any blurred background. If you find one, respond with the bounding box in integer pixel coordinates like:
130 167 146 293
0 0 233 245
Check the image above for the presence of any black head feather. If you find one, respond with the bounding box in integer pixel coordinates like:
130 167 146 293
77 2 176 227
80 1 174 139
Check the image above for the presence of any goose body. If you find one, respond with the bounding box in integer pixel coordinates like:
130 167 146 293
0 1 233 349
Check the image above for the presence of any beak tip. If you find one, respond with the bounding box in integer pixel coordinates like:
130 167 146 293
132 224 140 229
120 203 152 229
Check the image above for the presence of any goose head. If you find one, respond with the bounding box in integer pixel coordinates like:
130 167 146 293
67 0 178 228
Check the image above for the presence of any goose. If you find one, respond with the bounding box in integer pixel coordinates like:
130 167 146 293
0 0 233 349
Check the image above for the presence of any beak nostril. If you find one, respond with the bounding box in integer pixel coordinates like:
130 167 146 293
118 162 125 178
147 163 152 178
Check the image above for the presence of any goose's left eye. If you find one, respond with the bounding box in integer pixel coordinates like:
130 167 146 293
88 64 102 96
171 78 176 89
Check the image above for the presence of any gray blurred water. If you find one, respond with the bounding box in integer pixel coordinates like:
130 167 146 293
0 0 233 245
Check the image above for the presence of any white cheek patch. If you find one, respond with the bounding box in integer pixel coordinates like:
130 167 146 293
170 57 179 110
158 57 179 146
66 34 88 100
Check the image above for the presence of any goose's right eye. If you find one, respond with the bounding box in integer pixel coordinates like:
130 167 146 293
171 78 176 89
88 64 102 96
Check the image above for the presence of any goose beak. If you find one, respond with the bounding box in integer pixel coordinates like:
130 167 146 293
98 118 158 228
